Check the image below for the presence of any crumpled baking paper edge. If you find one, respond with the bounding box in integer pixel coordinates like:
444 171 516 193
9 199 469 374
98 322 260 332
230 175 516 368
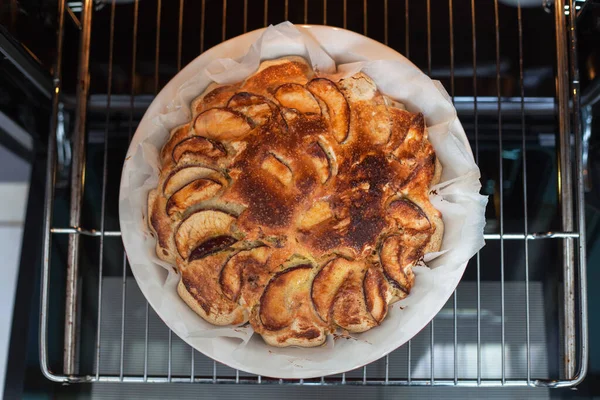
119 21 488 378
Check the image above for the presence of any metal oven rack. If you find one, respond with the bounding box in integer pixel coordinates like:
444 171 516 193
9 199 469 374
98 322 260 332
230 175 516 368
39 0 588 388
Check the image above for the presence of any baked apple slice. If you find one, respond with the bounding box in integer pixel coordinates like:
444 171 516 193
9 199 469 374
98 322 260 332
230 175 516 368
219 253 243 303
298 200 333 231
163 165 219 196
391 152 436 194
392 113 425 159
191 84 238 116
338 73 378 101
261 153 293 186
166 178 223 217
188 235 238 262
402 231 432 266
367 104 392 145
148 189 175 261
194 108 252 140
227 92 278 126
274 83 321 114
178 250 247 326
387 198 431 231
363 266 391 323
379 234 416 296
311 258 357 323
306 78 350 143
174 209 237 259
239 57 313 98
386 107 414 152
338 73 391 144
160 123 191 165
388 156 420 190
219 245 268 304
330 269 377 332
307 142 330 184
172 136 226 164
259 264 315 331
311 257 375 331
317 136 339 178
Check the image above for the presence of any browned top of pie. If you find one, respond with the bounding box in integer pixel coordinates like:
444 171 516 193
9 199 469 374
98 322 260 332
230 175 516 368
148 56 444 347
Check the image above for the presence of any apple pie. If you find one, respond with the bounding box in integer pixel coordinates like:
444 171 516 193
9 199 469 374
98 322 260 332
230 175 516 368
148 56 443 347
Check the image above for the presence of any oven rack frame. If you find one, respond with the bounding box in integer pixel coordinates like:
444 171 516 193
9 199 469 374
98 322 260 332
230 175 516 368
39 0 588 388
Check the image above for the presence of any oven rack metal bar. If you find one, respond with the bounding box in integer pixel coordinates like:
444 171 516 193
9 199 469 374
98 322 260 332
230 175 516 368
48 228 581 240
82 95 558 115
31 376 585 387
39 0 588 388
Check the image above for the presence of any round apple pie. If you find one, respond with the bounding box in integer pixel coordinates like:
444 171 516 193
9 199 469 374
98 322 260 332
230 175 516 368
148 56 444 347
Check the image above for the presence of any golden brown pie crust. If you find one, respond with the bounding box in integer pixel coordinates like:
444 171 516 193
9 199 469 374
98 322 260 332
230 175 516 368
148 56 444 347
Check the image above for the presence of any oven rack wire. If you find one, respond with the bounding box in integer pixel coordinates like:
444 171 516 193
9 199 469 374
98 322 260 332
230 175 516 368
39 0 587 387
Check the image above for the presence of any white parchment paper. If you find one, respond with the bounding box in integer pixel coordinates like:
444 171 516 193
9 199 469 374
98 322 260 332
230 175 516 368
119 22 488 379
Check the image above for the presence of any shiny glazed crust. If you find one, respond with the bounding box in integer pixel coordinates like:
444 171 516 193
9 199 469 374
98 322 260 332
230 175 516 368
148 56 444 347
